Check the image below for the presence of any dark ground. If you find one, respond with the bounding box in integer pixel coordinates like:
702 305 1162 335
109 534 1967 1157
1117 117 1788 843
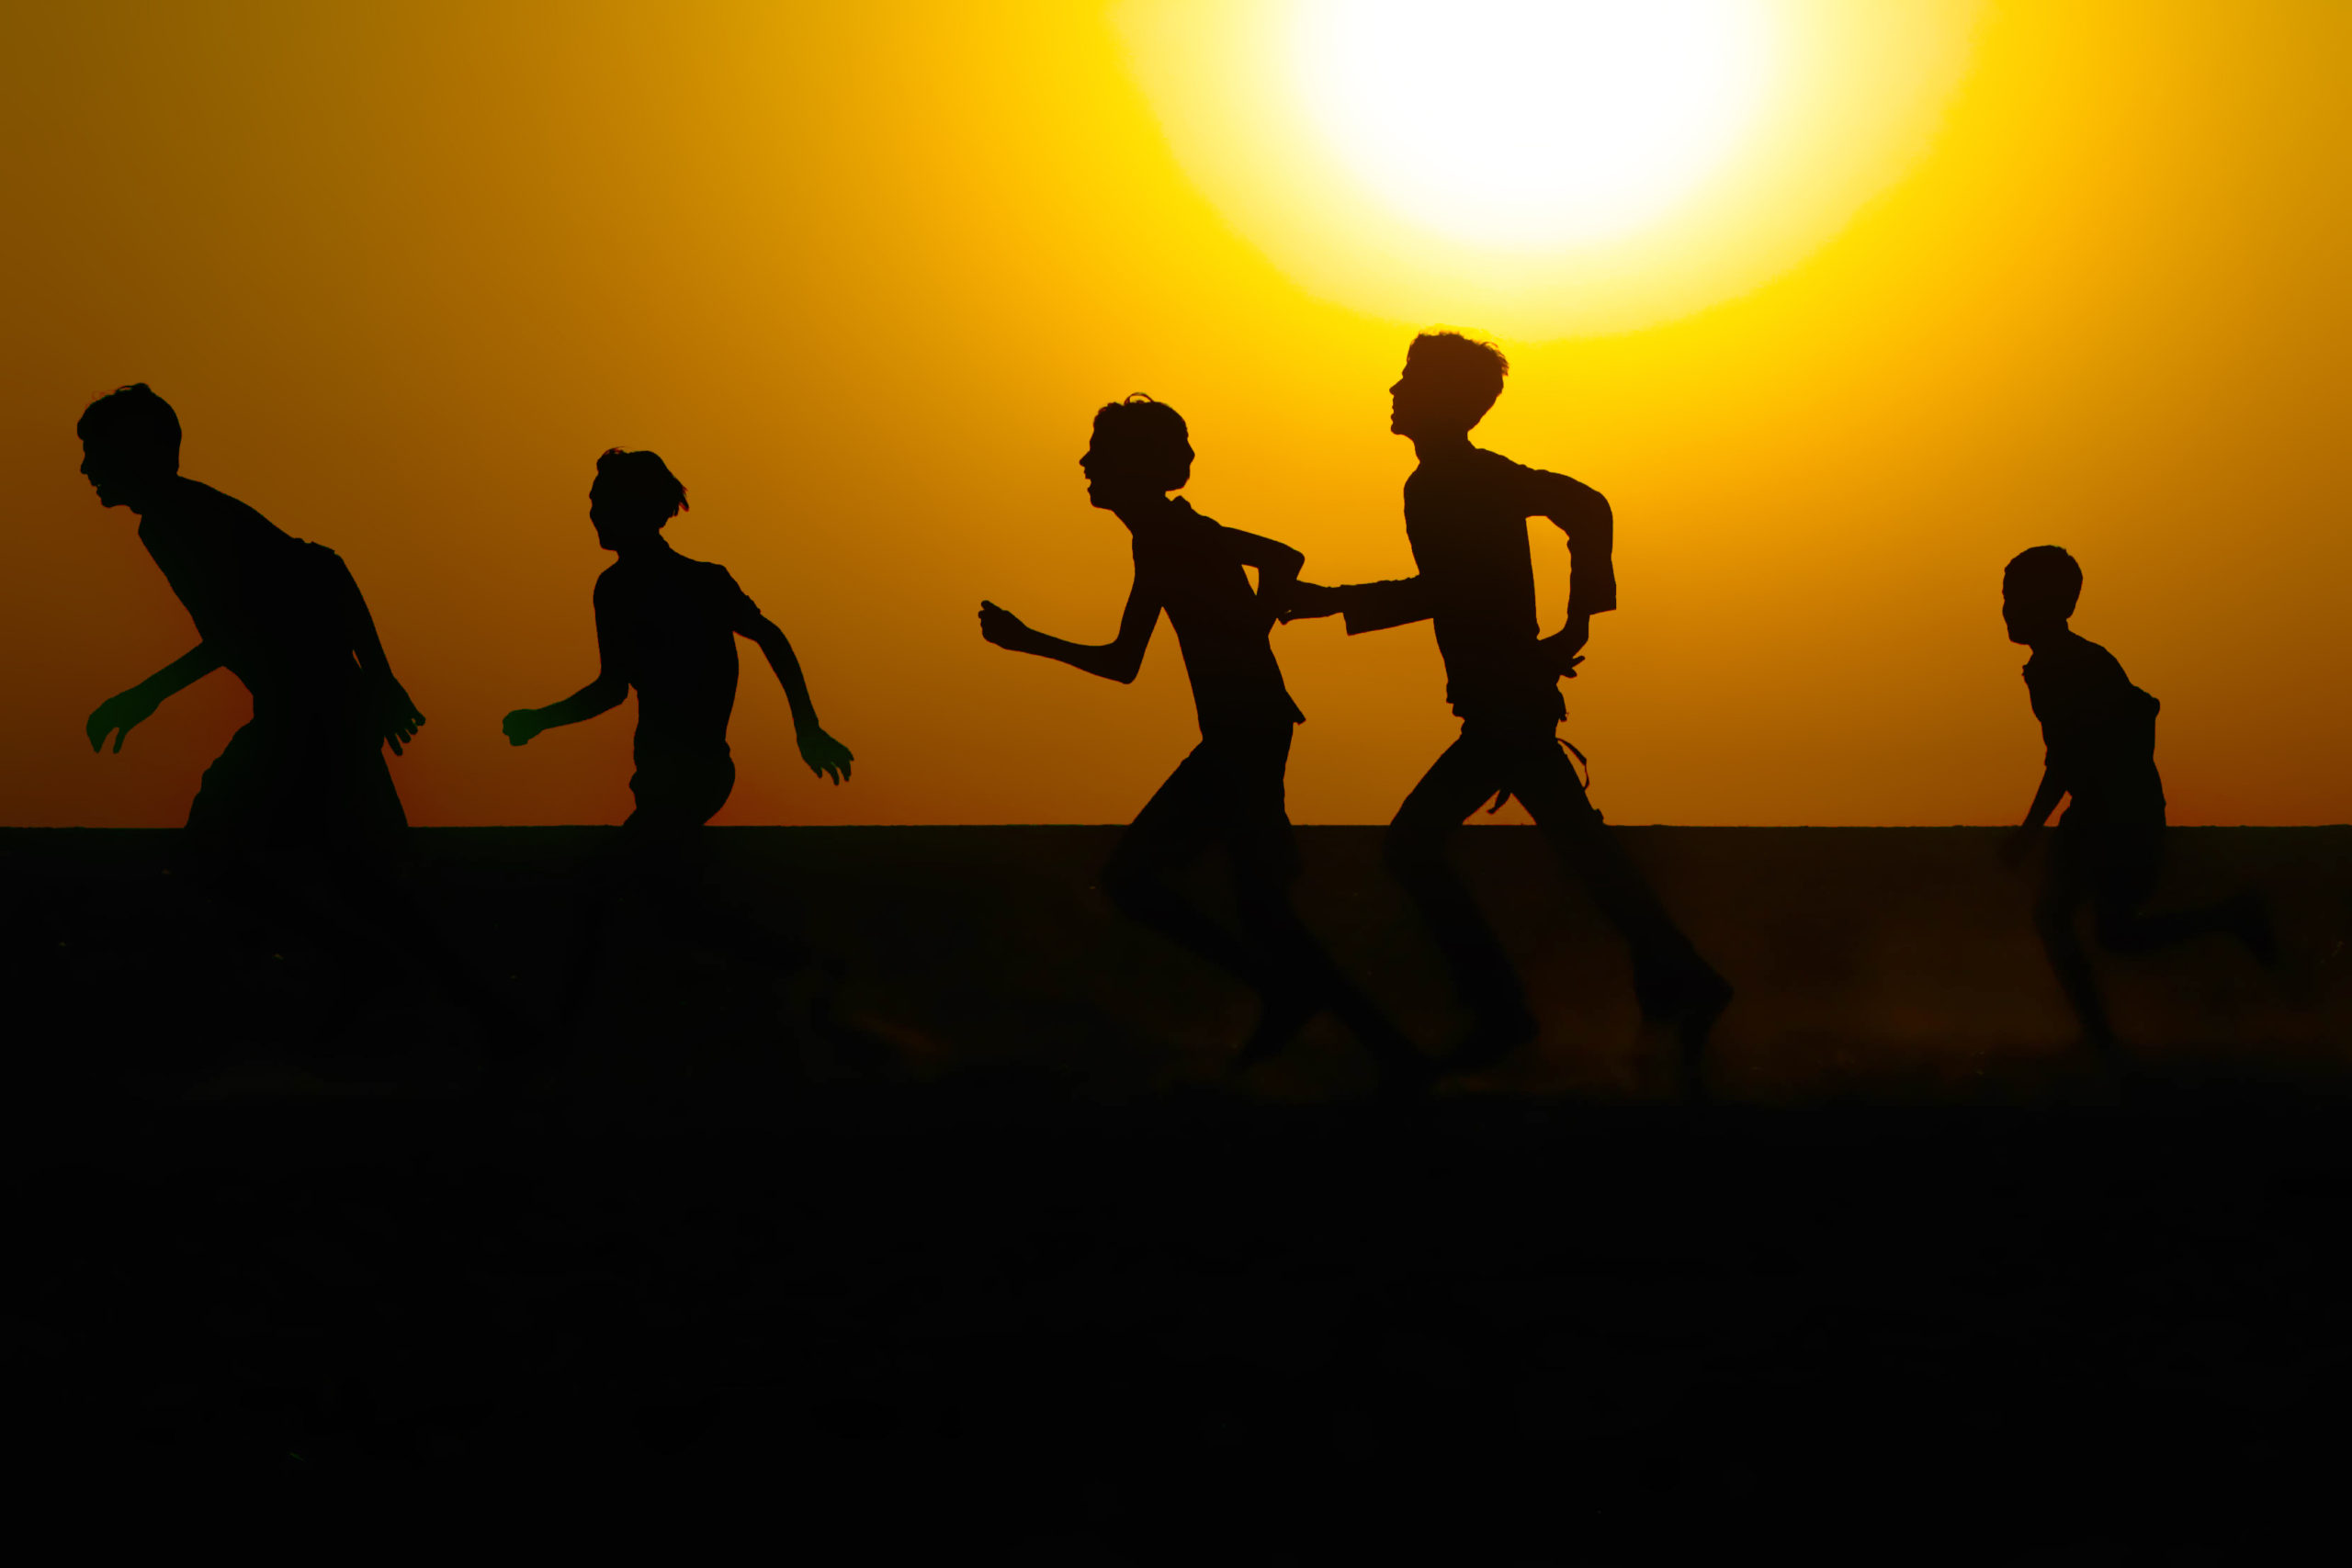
5 827 2350 1556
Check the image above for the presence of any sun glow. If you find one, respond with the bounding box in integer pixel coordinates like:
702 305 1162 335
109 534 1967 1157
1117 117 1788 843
1117 0 1983 336
1291 0 1774 250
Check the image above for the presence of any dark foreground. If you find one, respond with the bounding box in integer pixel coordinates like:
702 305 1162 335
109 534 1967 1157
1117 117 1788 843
6 828 2350 1553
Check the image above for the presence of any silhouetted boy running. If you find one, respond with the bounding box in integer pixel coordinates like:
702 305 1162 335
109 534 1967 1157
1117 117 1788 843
503 448 853 1024
78 382 524 1052
978 396 1422 1082
1999 546 2272 1053
1287 333 1731 1085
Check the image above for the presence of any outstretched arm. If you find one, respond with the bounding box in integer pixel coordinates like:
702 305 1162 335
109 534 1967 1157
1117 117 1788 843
503 583 629 746
743 615 853 784
979 571 1159 683
1276 552 1431 633
504 672 628 745
1284 574 1433 635
86 643 225 753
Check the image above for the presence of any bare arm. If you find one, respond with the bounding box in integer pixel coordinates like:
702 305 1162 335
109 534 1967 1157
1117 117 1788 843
1532 471 1615 676
2021 763 2067 829
744 615 853 784
1272 508 1428 631
1283 574 1435 635
508 673 628 741
503 583 629 746
747 617 821 732
140 643 225 702
325 550 427 754
2004 763 2069 865
979 571 1160 684
86 643 225 753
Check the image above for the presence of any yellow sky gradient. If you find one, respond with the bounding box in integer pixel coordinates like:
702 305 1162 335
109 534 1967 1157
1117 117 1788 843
2 0 2345 829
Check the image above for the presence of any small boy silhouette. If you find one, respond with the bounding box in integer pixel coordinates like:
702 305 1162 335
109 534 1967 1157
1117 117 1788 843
1286 333 1731 1088
78 382 523 1052
2001 545 2273 1052
979 396 1423 1084
503 449 853 1023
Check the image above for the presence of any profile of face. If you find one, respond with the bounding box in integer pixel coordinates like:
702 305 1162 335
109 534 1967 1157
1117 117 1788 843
587 477 664 552
1388 353 1477 440
2001 583 2066 646
1080 440 1185 512
80 438 171 511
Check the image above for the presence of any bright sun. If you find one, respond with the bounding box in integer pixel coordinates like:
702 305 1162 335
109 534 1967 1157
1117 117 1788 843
1290 0 1775 250
1118 0 1982 336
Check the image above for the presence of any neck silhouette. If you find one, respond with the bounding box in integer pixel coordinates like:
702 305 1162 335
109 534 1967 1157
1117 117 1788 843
1105 492 1182 534
592 509 675 558
1406 428 1476 464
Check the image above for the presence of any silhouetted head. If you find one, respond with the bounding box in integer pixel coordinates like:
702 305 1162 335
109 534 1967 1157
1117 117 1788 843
1390 332 1508 442
589 448 688 550
78 383 182 512
2003 546 2081 646
1081 396 1193 512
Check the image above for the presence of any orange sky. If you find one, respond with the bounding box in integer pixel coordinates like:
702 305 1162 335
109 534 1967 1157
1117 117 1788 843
2 0 2345 828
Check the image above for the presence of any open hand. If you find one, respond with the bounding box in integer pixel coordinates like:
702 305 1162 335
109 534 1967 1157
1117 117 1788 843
978 601 1031 651
376 675 426 755
86 686 160 754
797 725 854 785
501 707 546 748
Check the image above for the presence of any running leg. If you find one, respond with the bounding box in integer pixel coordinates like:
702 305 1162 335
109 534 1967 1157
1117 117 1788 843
2035 866 2116 1048
1507 740 1731 1054
1385 735 1538 1060
2095 891 2273 964
1102 748 1265 985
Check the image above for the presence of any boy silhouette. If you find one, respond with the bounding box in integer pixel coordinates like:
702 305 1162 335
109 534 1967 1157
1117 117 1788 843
978 396 1422 1083
1286 333 1731 1085
2000 546 2271 1052
502 448 852 1022
78 382 523 1051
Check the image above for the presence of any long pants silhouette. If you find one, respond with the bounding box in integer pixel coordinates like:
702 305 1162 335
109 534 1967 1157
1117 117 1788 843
2033 820 2256 1043
1100 725 1412 1064
1385 723 1709 1023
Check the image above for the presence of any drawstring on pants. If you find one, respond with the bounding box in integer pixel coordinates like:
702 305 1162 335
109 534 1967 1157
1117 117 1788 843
1487 737 1591 816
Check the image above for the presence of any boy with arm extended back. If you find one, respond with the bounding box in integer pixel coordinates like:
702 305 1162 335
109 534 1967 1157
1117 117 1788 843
978 396 1424 1084
1999 546 2271 1055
